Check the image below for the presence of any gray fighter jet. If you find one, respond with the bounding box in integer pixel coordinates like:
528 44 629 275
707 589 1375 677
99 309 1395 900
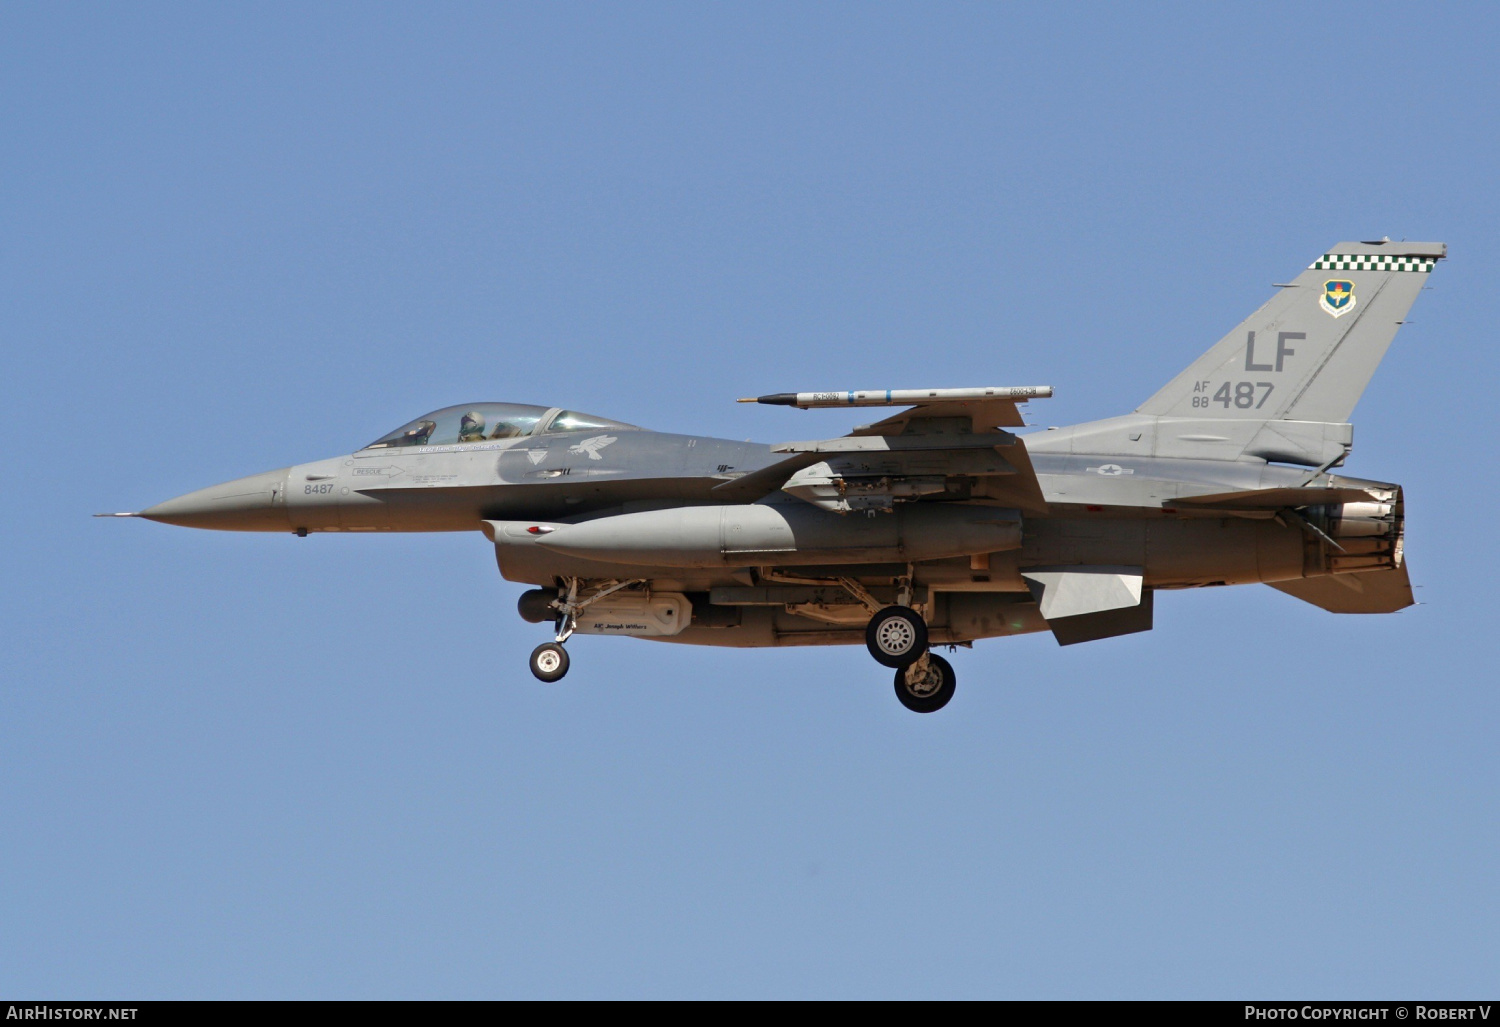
103 240 1441 712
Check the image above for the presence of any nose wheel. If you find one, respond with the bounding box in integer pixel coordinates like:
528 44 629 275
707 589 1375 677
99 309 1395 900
529 641 570 682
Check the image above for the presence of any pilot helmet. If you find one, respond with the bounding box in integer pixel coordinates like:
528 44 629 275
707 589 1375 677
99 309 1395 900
459 410 486 440
456 410 486 437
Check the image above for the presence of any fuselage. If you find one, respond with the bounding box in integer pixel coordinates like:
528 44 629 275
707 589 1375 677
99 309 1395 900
141 427 778 534
139 419 1398 601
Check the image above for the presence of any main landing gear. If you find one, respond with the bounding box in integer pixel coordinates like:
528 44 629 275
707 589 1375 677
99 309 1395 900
894 653 956 714
864 603 956 713
865 605 929 668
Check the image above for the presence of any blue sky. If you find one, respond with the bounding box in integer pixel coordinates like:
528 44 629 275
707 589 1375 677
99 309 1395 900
3 2 1498 998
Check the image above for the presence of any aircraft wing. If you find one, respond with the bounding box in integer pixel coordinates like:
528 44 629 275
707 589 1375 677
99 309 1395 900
710 452 826 502
726 386 1052 513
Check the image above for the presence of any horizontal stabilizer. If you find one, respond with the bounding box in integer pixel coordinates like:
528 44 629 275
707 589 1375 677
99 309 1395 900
1171 486 1379 511
1268 566 1414 613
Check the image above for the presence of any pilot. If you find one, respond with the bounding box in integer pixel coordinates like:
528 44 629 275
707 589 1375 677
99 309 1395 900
401 420 436 446
458 410 487 443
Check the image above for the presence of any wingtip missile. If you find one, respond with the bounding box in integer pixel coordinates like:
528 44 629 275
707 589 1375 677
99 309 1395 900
740 387 1053 409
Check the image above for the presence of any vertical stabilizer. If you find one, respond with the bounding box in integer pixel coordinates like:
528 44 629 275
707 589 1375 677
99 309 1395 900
1137 241 1444 424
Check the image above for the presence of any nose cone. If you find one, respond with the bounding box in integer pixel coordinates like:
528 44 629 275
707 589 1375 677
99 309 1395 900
141 468 291 531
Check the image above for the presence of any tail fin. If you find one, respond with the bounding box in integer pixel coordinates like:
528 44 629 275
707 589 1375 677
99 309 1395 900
1137 241 1445 423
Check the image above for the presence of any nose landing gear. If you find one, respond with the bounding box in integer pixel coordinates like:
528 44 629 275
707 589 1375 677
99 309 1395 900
529 641 570 682
525 576 648 683
528 579 579 683
529 598 577 683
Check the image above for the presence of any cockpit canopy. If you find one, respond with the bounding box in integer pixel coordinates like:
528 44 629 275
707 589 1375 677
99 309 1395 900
362 403 639 450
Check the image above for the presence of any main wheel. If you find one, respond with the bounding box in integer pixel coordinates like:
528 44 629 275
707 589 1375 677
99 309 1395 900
529 642 570 682
894 654 956 713
865 605 929 668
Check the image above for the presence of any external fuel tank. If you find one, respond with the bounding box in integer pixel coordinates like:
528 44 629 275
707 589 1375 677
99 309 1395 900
491 501 1022 569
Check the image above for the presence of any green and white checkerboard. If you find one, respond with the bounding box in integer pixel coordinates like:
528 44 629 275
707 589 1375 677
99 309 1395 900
1309 254 1437 272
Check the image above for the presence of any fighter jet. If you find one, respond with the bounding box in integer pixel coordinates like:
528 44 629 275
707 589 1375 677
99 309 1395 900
102 240 1441 712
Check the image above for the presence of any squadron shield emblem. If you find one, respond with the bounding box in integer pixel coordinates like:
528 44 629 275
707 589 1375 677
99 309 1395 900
1320 279 1356 318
